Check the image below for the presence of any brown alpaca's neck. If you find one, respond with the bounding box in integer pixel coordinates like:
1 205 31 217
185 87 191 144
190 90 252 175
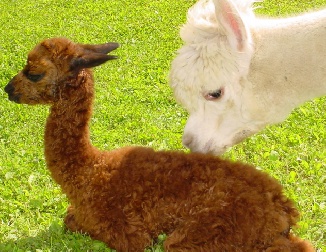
44 70 97 186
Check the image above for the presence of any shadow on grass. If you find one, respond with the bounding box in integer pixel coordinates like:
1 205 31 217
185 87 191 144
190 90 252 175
0 221 166 252
0 221 113 252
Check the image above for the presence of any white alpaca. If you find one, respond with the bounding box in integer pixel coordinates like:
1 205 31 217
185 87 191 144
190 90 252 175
169 0 326 155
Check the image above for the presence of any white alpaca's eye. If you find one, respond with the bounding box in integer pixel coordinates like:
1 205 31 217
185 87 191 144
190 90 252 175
204 89 223 101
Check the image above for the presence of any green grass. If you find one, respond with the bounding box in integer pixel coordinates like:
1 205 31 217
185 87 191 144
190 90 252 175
0 0 325 251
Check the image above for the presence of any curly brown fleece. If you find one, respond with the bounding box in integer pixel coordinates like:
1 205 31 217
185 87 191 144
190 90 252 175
4 37 314 252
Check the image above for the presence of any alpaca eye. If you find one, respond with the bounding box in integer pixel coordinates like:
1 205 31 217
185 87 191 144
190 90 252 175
204 89 223 101
27 73 44 82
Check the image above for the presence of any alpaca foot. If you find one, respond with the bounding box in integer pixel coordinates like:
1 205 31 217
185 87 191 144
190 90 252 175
64 205 84 233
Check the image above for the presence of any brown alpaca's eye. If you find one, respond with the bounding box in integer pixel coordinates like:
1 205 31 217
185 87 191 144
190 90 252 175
27 73 44 82
204 89 223 101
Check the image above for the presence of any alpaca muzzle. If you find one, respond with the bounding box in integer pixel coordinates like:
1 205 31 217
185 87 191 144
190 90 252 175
4 78 21 103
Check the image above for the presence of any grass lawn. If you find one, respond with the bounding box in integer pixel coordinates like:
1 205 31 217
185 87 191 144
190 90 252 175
0 0 325 251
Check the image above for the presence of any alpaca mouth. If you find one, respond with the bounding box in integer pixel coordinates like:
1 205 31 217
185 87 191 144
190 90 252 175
6 92 21 103
8 94 21 103
4 82 21 103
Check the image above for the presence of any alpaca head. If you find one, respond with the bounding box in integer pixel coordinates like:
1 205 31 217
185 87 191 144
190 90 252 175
169 0 257 155
5 37 119 105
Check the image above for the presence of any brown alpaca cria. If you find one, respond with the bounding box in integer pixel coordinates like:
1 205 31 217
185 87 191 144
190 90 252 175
5 38 314 252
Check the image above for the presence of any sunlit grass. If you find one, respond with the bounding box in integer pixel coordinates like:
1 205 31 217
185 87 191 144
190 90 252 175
0 0 325 251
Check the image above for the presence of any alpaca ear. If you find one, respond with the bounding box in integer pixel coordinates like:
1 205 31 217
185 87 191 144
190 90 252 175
79 42 120 55
213 0 248 51
70 53 117 70
70 42 119 70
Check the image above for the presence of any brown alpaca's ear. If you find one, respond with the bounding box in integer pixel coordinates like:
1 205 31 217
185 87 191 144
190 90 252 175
70 42 119 70
70 53 117 70
80 42 120 54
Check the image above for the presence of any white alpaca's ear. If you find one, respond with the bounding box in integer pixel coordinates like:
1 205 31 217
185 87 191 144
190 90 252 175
213 0 248 51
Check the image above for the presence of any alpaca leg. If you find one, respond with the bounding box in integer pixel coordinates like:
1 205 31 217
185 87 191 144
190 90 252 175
64 205 85 233
164 206 246 252
164 217 229 252
98 226 153 252
64 206 152 251
164 226 218 252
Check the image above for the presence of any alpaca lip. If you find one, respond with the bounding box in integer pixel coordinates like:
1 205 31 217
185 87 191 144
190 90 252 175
4 81 14 94
7 93 21 103
4 82 21 103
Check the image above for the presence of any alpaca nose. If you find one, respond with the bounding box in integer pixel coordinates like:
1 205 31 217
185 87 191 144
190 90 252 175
4 80 15 95
5 78 21 103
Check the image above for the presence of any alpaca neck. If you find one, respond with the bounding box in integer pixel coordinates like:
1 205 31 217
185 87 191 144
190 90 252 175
44 69 97 185
246 10 326 123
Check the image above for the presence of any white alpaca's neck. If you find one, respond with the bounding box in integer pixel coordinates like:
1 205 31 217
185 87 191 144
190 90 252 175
246 10 326 123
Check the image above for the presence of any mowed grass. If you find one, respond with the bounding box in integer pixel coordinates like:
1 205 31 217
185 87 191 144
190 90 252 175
0 0 325 251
